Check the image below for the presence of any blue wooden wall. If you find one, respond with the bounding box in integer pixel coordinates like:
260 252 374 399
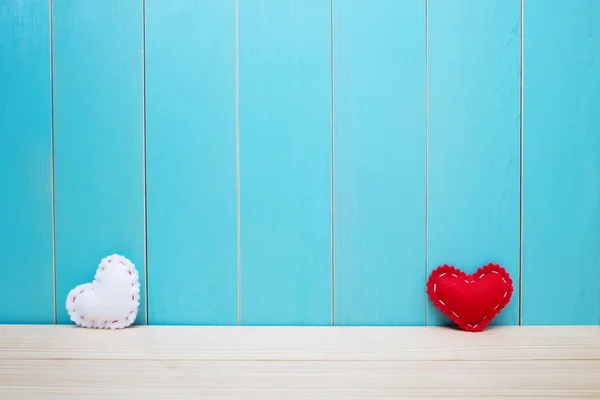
0 0 598 326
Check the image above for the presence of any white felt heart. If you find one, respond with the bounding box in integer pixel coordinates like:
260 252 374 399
66 254 140 329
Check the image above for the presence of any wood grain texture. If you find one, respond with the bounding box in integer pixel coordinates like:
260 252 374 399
522 0 600 325
333 0 426 325
52 0 146 324
1 325 598 398
427 0 521 326
145 1 237 325
0 0 54 324
239 0 332 325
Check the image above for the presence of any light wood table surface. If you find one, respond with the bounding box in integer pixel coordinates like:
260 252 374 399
1 325 599 399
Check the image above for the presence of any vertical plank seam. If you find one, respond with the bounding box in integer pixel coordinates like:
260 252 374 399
424 0 429 326
330 0 335 327
49 0 57 325
518 0 524 326
236 0 242 327
142 0 149 325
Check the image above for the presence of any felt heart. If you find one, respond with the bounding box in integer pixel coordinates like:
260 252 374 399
66 254 140 329
426 263 513 332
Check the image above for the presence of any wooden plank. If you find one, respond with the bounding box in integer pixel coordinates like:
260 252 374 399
1 325 598 361
0 0 54 324
1 326 599 398
238 0 332 325
427 0 521 325
52 0 146 324
145 1 237 325
2 359 598 399
522 0 600 325
333 0 426 325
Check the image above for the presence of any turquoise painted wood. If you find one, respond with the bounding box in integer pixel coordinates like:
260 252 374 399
239 0 332 325
2 0 600 327
427 0 521 325
53 0 146 324
0 0 54 324
145 0 238 325
522 0 600 325
333 0 426 325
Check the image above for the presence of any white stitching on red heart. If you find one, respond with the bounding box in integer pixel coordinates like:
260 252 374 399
427 263 513 332
431 270 504 323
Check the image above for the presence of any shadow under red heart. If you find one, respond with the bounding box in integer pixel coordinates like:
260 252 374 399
427 263 513 332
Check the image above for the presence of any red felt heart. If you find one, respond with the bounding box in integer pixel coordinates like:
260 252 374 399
426 263 513 332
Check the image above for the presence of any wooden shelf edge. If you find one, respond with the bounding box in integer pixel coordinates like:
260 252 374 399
1 325 599 398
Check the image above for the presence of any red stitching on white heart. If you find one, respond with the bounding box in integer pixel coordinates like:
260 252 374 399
68 257 140 330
